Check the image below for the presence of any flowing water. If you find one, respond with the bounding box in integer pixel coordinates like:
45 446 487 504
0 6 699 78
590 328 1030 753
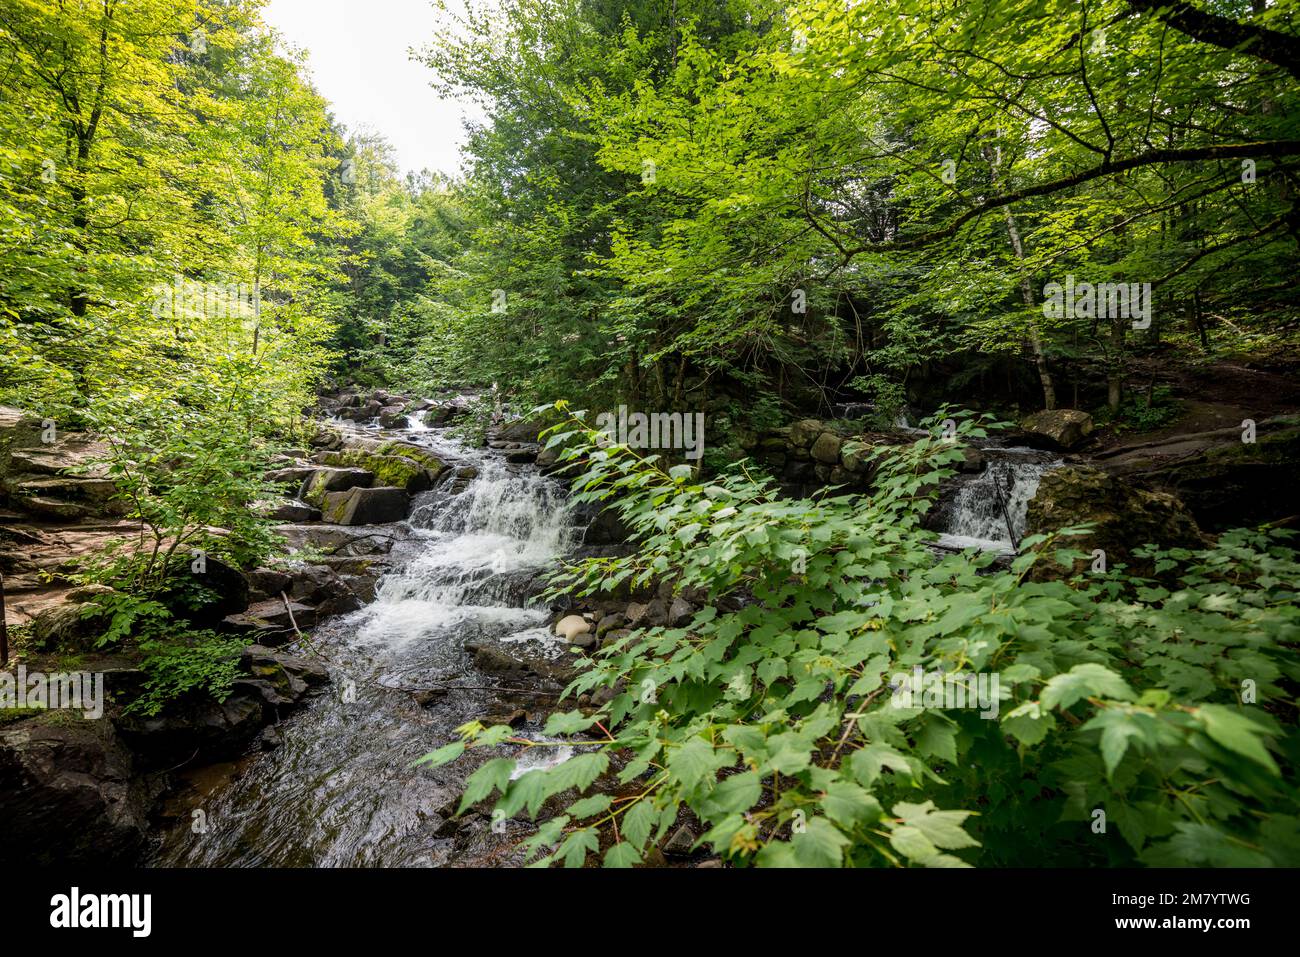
151 423 580 867
933 447 1060 553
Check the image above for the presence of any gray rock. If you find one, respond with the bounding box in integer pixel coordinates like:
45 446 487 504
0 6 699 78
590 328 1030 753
810 431 843 464
788 419 825 450
321 486 410 525
0 717 149 865
663 824 698 857
1020 409 1094 450
300 467 375 507
667 596 695 627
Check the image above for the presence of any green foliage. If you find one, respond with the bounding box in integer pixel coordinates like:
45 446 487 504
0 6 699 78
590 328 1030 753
426 402 1299 868
377 0 1300 416
1094 386 1181 433
128 631 246 718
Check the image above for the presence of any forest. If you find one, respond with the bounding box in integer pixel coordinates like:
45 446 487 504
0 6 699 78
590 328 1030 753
1 0 1298 874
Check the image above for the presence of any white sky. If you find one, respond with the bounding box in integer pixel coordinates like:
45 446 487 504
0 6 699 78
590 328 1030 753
262 0 483 178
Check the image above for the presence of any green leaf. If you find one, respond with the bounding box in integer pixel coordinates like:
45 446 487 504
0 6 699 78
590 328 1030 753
604 842 642 868
1041 663 1134 711
1196 705 1279 774
458 757 515 814
414 741 464 768
822 780 882 828
792 817 850 868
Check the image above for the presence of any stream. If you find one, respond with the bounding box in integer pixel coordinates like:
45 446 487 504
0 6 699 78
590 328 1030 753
148 418 1057 866
150 420 580 867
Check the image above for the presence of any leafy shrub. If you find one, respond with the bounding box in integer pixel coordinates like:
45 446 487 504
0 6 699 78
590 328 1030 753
128 631 246 717
422 402 1299 868
1094 386 1181 433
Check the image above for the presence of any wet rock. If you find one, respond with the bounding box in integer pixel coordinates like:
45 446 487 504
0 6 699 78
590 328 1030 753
378 405 409 428
286 563 362 617
1020 409 1094 450
321 486 410 525
425 399 470 426
240 644 330 696
0 715 150 865
465 638 578 685
505 446 539 464
314 448 434 492
573 502 632 547
595 613 625 637
959 447 986 473
482 709 528 728
115 692 265 769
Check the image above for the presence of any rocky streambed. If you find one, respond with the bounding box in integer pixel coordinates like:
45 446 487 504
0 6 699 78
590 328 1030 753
4 390 1297 867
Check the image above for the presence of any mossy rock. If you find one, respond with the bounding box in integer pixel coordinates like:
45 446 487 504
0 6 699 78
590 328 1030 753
1025 466 1206 577
315 449 431 491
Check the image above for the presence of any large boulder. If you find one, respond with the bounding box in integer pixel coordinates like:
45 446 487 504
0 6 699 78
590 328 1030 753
0 716 150 865
810 431 844 464
28 587 114 651
788 419 825 450
313 449 433 492
0 418 125 519
1020 409 1094 450
321 486 410 525
299 466 374 508
161 555 251 627
1025 466 1206 573
0 406 44 476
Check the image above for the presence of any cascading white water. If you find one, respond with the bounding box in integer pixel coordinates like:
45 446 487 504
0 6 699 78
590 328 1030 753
354 458 576 654
935 450 1059 552
151 423 583 867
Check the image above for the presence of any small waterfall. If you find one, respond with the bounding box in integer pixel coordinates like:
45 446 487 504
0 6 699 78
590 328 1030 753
355 459 575 654
150 423 580 867
934 449 1059 553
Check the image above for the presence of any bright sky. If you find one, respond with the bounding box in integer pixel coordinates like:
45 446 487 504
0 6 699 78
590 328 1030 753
262 0 483 178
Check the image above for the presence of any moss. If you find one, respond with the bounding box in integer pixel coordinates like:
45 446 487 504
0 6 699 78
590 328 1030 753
1200 426 1300 469
317 448 436 490
376 441 447 478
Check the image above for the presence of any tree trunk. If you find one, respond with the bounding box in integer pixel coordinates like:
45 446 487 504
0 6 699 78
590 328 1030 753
986 143 1056 410
1002 206 1057 410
